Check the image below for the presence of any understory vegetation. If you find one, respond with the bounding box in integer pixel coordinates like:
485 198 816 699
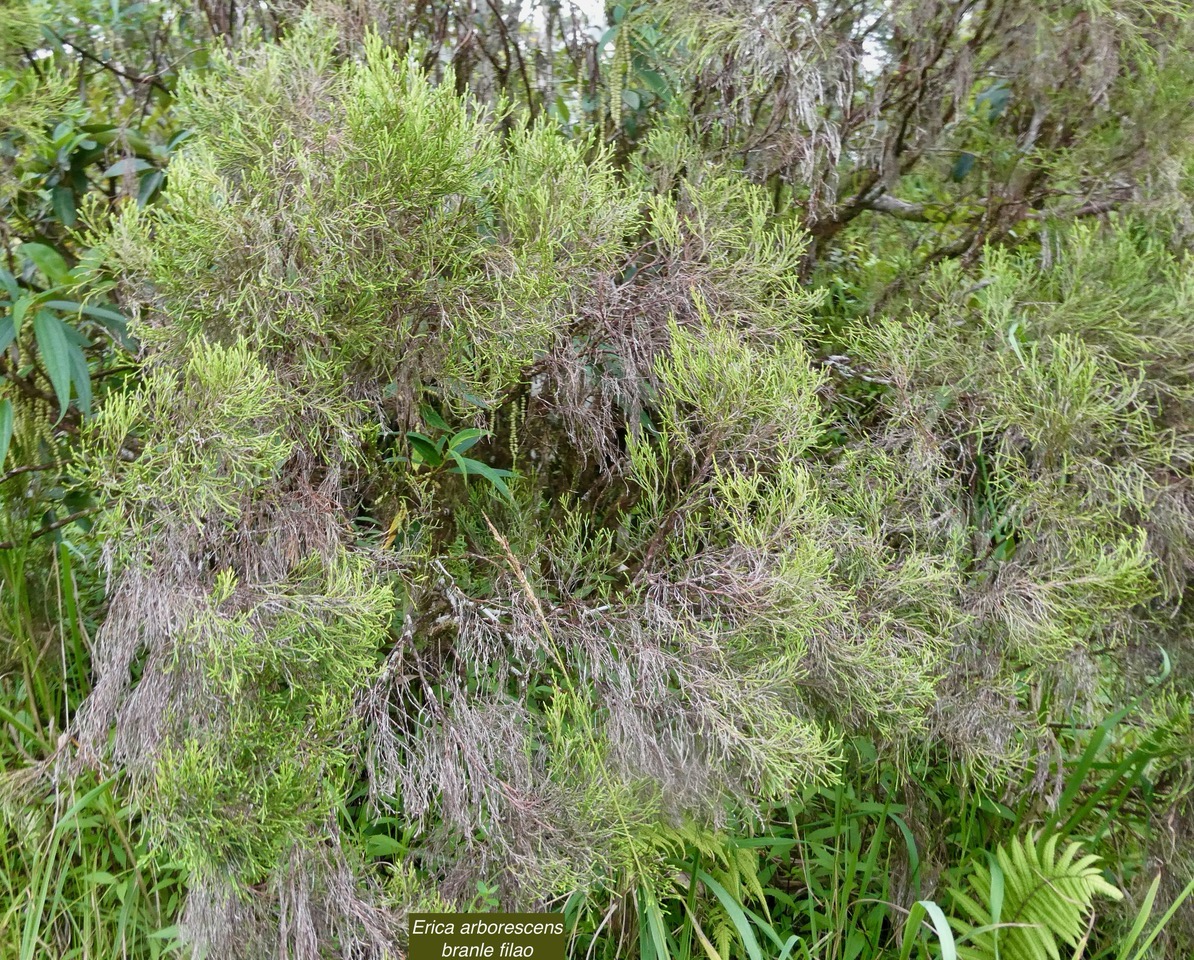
2 1 1193 958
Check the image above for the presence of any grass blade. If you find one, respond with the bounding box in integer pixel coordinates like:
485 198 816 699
696 870 765 960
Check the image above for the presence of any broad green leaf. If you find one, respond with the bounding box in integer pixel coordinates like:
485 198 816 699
52 186 77 226
364 834 406 858
638 68 670 99
977 83 1012 119
67 333 92 416
951 151 977 182
43 299 130 344
918 900 957 960
138 169 165 206
988 852 1005 960
449 449 471 491
451 385 493 409
38 23 67 56
420 403 451 432
32 309 74 418
976 797 1016 820
122 130 154 154
11 295 32 340
166 128 195 151
42 299 126 325
0 268 17 299
406 431 442 466
20 243 69 283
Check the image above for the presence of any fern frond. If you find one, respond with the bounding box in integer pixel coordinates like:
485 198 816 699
949 832 1123 960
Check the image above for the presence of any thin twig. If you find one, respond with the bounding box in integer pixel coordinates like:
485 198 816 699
0 462 64 485
49 29 171 95
0 507 101 550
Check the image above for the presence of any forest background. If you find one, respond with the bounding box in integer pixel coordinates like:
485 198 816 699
2 1 1194 958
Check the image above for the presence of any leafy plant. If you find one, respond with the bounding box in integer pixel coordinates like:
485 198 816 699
397 416 516 502
948 834 1123 960
1 251 127 420
1105 871 1194 960
471 880 503 912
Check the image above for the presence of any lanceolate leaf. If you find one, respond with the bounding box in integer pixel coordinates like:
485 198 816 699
51 186 77 226
20 243 70 284
918 901 958 960
11 296 32 341
419 403 451 432
447 456 515 502
0 398 12 471
43 300 130 345
0 268 17 300
988 851 1005 960
65 325 92 417
447 427 488 454
32 309 75 419
42 300 126 325
406 431 443 466
100 157 154 178
695 870 766 960
138 169 165 206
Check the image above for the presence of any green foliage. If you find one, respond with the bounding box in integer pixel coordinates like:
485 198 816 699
0 774 187 960
86 337 295 526
0 396 11 468
948 833 1122 960
149 555 392 879
3 3 1194 959
102 24 636 433
398 423 516 502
